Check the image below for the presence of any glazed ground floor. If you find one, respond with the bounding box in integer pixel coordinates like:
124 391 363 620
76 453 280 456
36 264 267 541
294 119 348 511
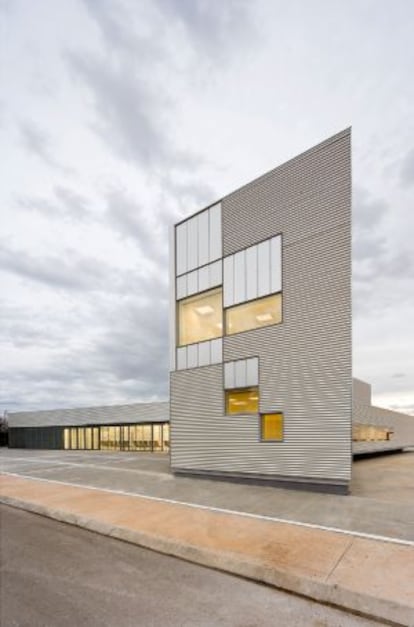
8 422 170 452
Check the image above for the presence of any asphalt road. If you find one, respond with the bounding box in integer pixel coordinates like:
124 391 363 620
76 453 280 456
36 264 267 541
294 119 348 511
0 505 382 627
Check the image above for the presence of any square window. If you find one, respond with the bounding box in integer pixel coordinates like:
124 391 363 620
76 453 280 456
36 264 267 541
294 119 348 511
261 413 283 441
226 387 259 415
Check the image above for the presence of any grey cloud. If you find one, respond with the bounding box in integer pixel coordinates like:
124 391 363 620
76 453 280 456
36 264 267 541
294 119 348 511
81 0 161 60
392 373 406 379
1 292 169 412
17 185 93 221
105 189 168 264
400 148 414 187
95 297 169 398
54 186 92 219
156 0 252 57
19 120 71 173
66 51 170 167
0 240 112 291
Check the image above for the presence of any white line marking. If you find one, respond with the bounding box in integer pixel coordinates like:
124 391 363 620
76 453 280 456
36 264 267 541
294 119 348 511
0 457 171 479
1 471 413 547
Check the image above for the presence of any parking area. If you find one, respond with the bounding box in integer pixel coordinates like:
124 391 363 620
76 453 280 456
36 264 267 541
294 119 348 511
1 448 413 541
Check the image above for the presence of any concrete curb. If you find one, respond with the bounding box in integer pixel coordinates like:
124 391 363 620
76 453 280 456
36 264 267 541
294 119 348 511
1 494 411 626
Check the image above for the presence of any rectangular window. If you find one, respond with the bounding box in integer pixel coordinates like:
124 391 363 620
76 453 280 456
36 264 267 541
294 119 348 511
261 413 283 441
178 288 223 346
78 428 85 450
226 387 259 415
226 293 282 336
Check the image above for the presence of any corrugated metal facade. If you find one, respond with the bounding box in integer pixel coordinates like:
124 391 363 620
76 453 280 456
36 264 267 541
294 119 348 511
7 401 169 428
170 129 352 490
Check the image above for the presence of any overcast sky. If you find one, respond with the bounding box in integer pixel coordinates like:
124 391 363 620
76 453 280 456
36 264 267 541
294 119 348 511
1 0 413 415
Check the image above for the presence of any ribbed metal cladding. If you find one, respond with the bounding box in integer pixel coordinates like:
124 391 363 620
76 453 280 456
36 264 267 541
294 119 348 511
7 401 169 428
171 129 352 487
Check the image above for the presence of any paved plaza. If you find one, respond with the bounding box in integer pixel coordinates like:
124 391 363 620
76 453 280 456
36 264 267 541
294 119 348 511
1 448 413 540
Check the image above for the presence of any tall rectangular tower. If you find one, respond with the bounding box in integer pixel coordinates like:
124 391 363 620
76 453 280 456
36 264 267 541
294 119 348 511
169 129 352 493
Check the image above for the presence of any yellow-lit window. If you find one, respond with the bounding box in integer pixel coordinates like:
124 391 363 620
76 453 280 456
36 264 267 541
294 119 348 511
261 413 283 441
226 387 259 415
226 293 282 336
178 288 223 346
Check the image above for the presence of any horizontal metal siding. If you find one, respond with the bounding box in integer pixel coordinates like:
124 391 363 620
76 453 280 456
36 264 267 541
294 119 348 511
171 129 352 484
8 401 169 428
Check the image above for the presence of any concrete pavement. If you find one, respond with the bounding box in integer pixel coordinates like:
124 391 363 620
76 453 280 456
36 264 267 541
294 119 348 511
1 471 413 626
1 505 383 627
1 448 414 541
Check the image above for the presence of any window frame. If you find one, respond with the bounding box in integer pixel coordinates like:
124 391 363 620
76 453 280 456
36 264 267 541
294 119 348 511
260 412 284 442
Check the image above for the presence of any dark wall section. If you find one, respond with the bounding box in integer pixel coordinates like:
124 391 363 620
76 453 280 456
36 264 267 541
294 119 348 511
9 427 63 449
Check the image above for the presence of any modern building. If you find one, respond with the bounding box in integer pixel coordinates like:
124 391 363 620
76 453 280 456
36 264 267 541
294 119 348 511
5 129 414 493
352 378 413 456
6 379 413 460
7 402 170 452
170 129 353 493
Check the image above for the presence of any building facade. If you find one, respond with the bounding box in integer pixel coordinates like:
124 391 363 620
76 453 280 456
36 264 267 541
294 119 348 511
170 129 353 493
352 378 414 455
7 402 170 452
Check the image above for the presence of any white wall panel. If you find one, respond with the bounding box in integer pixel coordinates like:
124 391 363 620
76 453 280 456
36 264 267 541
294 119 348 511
198 266 209 292
176 222 187 276
245 245 258 301
210 338 223 364
209 260 222 287
187 270 198 295
176 275 187 300
198 341 210 366
235 360 247 388
224 362 235 389
246 357 259 386
176 347 187 370
209 203 222 262
198 210 209 267
234 250 246 304
187 344 198 369
223 255 234 307
187 216 198 271
270 235 282 293
257 239 270 297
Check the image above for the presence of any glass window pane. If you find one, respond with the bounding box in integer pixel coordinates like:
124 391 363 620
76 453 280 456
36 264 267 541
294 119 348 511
122 426 129 450
78 428 85 450
85 428 92 450
153 425 162 451
70 428 77 449
178 288 223 346
261 413 283 441
93 427 100 449
129 425 137 451
64 429 70 450
100 426 109 450
226 388 259 415
143 425 152 451
226 293 282 336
